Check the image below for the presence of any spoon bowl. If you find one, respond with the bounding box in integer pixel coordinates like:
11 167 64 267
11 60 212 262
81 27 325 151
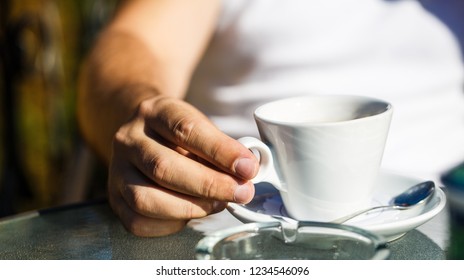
330 181 436 224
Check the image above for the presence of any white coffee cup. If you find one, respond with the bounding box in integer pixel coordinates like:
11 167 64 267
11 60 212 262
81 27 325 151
239 95 393 221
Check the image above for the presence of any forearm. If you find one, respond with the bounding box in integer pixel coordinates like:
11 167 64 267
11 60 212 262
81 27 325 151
77 31 168 163
77 0 220 164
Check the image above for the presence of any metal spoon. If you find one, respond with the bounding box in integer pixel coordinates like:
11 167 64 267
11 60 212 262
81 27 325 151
330 180 436 224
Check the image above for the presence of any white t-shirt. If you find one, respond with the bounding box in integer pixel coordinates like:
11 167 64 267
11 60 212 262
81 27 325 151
185 0 464 181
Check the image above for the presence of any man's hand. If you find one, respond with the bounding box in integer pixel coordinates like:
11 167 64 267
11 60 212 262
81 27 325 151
108 96 258 236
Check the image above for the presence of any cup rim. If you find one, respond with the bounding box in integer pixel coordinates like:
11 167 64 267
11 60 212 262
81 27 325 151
195 221 390 260
254 94 393 127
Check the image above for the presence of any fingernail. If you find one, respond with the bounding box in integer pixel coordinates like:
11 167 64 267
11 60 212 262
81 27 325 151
235 158 256 179
234 183 253 204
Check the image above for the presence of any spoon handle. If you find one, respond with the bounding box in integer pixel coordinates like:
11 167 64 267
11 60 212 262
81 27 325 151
330 205 409 224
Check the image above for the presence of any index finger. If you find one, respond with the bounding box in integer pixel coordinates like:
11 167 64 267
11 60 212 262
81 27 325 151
143 97 259 180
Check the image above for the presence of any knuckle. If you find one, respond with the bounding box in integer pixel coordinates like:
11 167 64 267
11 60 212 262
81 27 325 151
200 176 226 199
150 156 171 183
172 116 197 145
112 123 139 154
112 128 129 150
208 140 232 167
208 141 222 161
200 175 220 199
124 186 150 212
137 98 154 118
181 202 196 219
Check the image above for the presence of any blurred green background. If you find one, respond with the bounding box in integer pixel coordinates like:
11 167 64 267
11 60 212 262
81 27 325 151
0 0 117 217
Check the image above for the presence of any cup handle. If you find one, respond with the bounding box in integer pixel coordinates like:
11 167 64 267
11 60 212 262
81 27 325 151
238 137 285 192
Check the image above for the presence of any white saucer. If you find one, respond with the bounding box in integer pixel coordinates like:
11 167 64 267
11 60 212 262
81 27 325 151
227 170 446 242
